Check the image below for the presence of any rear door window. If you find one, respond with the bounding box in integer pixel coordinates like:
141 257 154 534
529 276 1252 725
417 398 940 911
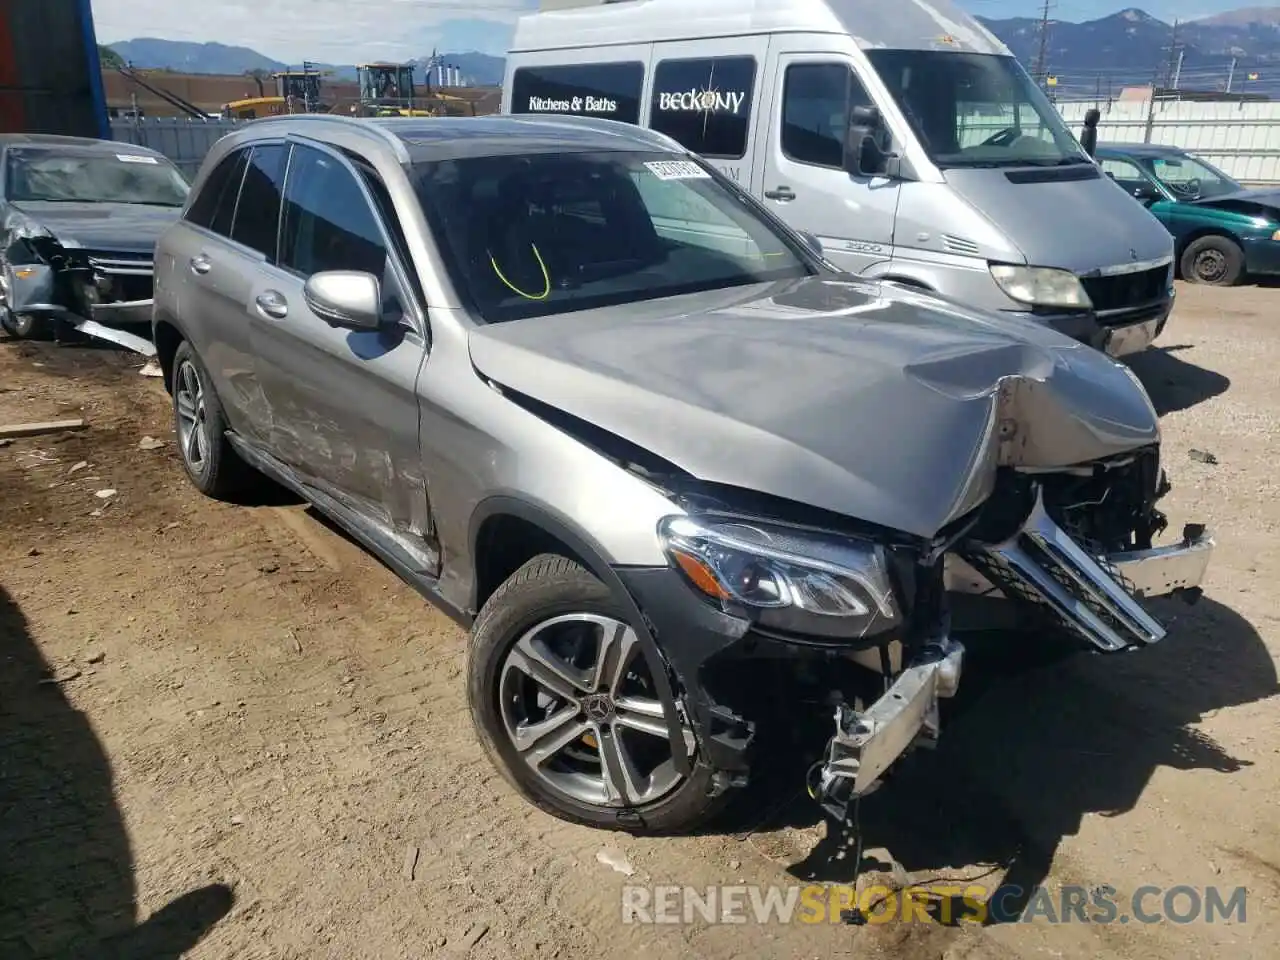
186 148 248 236
229 143 287 259
650 56 757 159
510 63 645 125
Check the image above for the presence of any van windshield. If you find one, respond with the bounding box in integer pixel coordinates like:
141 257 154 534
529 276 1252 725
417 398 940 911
866 51 1090 169
414 150 812 324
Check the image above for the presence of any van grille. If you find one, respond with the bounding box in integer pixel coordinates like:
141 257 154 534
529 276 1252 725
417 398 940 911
942 234 980 256
1080 265 1168 313
963 486 1166 652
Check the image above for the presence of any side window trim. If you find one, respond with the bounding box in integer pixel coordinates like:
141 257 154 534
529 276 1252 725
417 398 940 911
278 137 427 338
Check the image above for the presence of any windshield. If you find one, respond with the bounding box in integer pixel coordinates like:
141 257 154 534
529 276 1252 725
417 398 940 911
866 50 1089 168
1143 153 1241 200
5 147 190 206
415 150 813 324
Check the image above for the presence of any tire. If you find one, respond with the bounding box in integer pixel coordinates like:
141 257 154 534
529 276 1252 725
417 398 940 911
1180 235 1244 286
170 339 254 499
0 309 47 339
467 553 727 834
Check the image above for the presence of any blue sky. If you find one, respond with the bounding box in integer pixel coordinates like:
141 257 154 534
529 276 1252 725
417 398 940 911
89 1 1265 63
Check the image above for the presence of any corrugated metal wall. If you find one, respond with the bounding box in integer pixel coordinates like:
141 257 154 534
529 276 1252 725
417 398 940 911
110 118 241 177
0 0 107 138
1056 100 1280 187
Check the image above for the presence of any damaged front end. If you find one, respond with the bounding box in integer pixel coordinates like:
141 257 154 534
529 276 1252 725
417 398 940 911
1 214 157 354
629 445 1212 827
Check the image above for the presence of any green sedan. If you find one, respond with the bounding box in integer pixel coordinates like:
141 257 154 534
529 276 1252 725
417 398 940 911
1095 142 1280 286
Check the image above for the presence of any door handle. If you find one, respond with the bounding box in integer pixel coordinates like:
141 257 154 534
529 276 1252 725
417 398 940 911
189 254 212 275
764 186 796 201
254 290 288 319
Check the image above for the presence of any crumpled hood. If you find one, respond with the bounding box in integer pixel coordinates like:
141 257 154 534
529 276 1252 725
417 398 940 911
10 200 180 254
468 277 1161 539
1191 188 1280 214
943 166 1174 274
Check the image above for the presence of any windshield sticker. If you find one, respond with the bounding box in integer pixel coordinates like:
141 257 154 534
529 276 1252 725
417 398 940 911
116 154 159 164
644 160 711 181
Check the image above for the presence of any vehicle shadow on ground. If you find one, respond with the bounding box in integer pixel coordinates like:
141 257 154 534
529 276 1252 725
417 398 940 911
0 585 234 959
1126 343 1230 415
760 596 1275 925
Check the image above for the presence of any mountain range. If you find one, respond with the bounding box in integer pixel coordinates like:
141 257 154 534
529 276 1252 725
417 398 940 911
106 38 506 87
106 5 1280 96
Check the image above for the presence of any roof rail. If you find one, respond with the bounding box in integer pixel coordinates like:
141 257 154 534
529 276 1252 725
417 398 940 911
246 113 412 162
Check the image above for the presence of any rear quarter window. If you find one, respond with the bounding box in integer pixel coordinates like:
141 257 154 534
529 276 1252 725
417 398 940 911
509 63 645 125
186 149 248 235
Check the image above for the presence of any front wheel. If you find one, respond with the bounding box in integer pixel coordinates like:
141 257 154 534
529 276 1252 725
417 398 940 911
1180 235 1244 286
0 309 48 339
467 554 726 834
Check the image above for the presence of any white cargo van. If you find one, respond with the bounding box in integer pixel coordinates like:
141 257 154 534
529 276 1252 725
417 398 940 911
503 0 1178 356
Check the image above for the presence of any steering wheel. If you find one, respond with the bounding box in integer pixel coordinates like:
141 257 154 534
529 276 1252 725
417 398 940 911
1168 177 1202 200
981 126 1023 148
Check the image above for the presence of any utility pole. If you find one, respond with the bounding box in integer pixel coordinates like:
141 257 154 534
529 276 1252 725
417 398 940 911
1226 56 1236 92
1162 19 1181 90
1033 0 1054 88
1173 49 1184 89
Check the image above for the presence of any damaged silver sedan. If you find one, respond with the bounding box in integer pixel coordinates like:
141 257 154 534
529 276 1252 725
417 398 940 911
0 134 187 350
152 114 1213 834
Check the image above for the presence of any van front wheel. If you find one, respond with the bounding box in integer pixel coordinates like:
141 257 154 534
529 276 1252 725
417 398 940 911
1180 236 1244 286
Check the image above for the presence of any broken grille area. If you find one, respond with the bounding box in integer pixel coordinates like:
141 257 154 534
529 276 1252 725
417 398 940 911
963 488 1167 653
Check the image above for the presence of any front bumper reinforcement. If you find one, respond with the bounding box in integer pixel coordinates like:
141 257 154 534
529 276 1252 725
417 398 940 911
811 639 964 822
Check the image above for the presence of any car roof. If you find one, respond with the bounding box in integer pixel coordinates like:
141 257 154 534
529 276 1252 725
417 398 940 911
1095 142 1187 158
0 133 165 157
243 113 687 162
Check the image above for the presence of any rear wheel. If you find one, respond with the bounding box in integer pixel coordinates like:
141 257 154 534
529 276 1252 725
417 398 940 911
170 340 254 499
1180 235 1244 286
467 554 726 834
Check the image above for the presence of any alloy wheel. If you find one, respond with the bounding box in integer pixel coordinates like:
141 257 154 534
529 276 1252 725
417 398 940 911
175 358 210 473
498 613 688 808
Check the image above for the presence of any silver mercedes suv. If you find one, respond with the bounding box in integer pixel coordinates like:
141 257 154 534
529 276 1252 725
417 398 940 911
152 114 1212 834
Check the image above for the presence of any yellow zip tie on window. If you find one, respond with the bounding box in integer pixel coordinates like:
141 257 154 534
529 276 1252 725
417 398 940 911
489 243 551 300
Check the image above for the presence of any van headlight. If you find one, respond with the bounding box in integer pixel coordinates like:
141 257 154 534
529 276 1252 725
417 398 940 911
658 516 900 642
989 263 1093 309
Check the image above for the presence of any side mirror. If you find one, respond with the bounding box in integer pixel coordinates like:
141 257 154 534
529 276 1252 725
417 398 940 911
797 230 823 259
1080 107 1100 158
844 105 893 178
303 270 383 330
1132 183 1161 203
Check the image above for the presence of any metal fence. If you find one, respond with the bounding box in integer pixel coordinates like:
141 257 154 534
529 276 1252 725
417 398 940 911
1055 100 1280 187
109 118 240 177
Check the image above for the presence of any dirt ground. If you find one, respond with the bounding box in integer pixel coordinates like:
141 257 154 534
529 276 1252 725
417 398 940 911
1 284 1278 960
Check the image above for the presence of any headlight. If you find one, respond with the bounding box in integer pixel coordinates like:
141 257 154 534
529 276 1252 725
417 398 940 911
1270 228 1280 241
658 515 900 642
989 263 1092 309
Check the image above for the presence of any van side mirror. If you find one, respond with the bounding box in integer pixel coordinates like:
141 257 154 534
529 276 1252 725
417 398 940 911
844 105 896 178
303 270 384 330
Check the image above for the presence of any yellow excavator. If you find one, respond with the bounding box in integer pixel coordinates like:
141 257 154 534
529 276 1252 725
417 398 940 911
222 67 328 120
354 62 438 117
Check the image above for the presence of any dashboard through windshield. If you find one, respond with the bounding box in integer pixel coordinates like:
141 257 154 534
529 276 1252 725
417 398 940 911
866 50 1090 169
414 150 814 324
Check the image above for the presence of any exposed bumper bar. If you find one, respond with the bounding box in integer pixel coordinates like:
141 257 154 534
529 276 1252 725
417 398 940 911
811 640 963 821
90 297 153 325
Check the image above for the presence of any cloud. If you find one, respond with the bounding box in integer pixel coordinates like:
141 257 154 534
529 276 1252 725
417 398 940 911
90 0 535 61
